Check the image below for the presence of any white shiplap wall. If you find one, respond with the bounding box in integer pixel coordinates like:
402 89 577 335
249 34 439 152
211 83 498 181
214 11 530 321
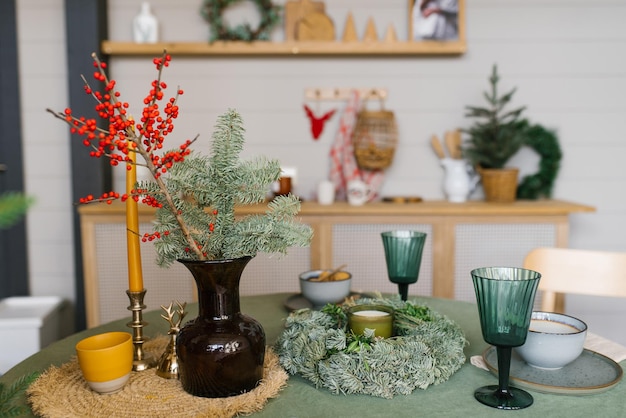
17 0 626 343
17 0 75 300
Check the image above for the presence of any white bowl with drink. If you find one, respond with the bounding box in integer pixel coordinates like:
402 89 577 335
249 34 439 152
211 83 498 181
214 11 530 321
515 311 587 370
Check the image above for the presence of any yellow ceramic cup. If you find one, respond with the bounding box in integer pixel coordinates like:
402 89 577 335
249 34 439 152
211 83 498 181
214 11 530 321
75 331 133 394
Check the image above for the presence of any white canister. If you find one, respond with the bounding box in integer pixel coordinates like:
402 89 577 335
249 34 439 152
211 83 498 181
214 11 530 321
317 180 335 205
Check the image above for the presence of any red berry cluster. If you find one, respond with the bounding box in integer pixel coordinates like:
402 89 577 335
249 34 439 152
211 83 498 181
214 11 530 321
119 188 162 208
141 230 169 243
150 140 193 178
57 52 196 206
140 193 163 208
78 191 121 205
120 191 139 203
49 52 212 259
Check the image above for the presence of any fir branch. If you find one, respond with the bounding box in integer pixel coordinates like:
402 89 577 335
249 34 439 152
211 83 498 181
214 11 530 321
153 109 312 265
233 158 281 205
0 192 34 229
0 372 39 417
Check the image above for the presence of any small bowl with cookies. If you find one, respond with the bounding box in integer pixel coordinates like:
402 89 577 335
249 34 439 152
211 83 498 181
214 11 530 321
299 266 352 307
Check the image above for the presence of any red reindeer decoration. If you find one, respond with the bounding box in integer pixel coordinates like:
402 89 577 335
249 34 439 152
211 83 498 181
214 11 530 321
304 104 336 140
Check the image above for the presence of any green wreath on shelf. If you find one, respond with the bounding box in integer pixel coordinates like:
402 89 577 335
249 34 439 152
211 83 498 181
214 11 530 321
517 123 563 199
201 0 281 42
275 296 467 399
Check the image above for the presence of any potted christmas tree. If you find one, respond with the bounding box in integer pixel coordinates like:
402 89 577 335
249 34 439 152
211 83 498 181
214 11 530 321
462 65 528 202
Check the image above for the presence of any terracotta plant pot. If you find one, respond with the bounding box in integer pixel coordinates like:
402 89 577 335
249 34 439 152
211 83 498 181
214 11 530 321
479 168 519 203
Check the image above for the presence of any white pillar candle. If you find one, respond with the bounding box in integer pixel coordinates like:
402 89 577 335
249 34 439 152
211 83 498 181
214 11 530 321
353 310 390 317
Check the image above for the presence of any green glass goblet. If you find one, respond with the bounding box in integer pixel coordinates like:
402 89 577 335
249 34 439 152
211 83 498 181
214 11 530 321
381 230 427 301
471 267 541 410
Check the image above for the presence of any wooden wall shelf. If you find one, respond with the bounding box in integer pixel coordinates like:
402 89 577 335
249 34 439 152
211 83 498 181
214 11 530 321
101 40 467 57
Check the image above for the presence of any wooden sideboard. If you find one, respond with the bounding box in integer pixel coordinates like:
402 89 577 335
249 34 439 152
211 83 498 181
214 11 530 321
78 199 594 327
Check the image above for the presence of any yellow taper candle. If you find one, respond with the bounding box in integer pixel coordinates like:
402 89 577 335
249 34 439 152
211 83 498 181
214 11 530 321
126 147 143 292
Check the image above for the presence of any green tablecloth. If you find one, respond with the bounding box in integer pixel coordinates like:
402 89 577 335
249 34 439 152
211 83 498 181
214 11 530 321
1 293 624 417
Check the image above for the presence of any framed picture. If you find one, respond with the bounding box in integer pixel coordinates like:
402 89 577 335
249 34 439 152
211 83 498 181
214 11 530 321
409 0 466 52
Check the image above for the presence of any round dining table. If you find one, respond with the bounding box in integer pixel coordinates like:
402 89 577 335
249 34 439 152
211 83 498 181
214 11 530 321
1 293 624 417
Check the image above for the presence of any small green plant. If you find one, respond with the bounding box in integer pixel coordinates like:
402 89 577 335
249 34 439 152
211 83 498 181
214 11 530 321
463 64 527 169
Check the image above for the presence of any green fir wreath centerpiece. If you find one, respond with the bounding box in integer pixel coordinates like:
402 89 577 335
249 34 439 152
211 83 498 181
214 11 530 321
275 296 467 399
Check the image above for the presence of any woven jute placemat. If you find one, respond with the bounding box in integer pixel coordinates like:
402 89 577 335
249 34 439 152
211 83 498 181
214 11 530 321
27 336 288 418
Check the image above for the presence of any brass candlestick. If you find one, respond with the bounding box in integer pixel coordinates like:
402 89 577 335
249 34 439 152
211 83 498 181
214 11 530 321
126 289 155 371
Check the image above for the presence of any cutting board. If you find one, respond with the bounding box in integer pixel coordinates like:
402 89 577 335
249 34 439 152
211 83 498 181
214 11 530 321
284 0 325 41
296 11 335 41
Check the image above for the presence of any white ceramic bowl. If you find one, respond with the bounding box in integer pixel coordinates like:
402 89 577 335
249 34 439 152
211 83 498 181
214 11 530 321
515 312 587 370
299 270 352 307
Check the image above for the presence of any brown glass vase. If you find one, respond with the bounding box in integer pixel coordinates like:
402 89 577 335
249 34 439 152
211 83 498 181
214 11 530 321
176 257 265 398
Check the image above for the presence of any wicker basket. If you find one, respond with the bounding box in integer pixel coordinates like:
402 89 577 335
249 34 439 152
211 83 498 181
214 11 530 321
479 168 519 202
352 109 398 170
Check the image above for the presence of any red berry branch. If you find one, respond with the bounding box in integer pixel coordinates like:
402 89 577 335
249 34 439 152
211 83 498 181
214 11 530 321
47 51 206 260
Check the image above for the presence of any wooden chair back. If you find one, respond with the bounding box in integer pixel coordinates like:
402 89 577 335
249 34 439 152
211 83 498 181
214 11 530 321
523 247 626 312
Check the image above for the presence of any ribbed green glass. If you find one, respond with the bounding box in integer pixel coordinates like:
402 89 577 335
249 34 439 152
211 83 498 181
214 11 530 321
381 230 427 301
471 267 540 410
